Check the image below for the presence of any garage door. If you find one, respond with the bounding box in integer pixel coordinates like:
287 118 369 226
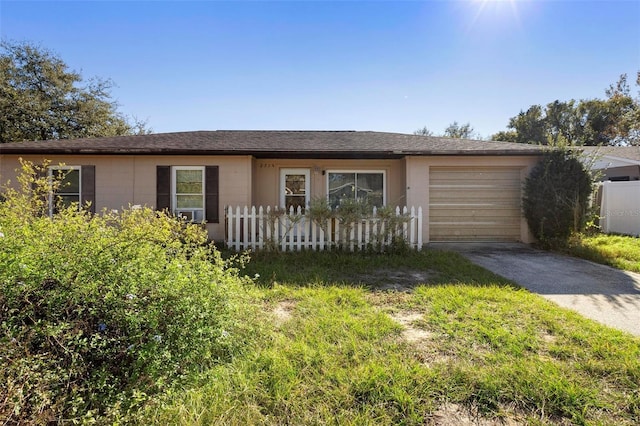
429 167 523 242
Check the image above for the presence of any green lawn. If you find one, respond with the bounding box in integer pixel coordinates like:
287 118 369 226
142 250 640 425
564 234 640 273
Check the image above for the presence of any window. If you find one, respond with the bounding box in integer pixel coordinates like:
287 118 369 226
49 166 81 215
47 165 96 216
156 165 219 223
172 166 205 222
327 171 385 208
280 168 310 212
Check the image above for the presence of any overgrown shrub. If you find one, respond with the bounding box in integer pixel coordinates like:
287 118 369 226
0 161 255 423
306 197 333 234
523 149 593 246
305 198 412 253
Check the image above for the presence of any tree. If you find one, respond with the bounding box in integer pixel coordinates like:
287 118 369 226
603 72 640 145
545 100 580 145
503 105 548 145
443 121 478 139
576 99 613 146
491 130 518 142
413 126 434 136
0 40 150 143
413 121 480 139
522 149 593 245
491 72 640 146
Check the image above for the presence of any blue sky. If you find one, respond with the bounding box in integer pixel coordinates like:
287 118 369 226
1 0 639 138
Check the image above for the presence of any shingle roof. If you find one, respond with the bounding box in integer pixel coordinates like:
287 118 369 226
580 145 640 163
0 130 544 158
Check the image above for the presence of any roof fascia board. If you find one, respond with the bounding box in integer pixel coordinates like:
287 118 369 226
0 149 543 157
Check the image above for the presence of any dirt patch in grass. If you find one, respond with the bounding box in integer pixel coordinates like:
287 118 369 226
389 310 431 343
272 300 296 326
350 269 437 291
540 330 557 344
366 290 412 307
388 309 452 367
428 403 526 426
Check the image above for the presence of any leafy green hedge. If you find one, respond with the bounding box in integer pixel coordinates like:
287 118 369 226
0 161 255 423
523 149 593 245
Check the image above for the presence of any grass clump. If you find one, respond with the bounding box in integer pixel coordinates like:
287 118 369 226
563 233 640 272
0 161 258 423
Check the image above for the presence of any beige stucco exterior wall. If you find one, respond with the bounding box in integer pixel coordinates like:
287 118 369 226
251 158 406 208
405 155 541 244
0 154 253 242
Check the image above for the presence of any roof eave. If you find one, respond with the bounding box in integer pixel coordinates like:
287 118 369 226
0 148 544 157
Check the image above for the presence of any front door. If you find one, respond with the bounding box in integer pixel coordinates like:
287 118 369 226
280 168 310 212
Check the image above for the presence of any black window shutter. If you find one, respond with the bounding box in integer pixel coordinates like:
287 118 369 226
156 166 171 212
205 166 219 223
81 165 96 213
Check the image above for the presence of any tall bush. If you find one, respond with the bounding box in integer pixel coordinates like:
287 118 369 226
523 149 593 245
0 161 256 423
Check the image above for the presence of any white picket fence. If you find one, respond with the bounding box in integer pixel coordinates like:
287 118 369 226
225 205 423 251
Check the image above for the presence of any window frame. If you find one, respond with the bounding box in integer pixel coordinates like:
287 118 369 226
171 165 206 222
48 165 81 216
326 169 386 208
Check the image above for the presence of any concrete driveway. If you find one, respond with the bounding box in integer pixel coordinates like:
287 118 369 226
434 243 640 336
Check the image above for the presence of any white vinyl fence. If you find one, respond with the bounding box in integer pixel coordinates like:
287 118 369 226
225 205 423 251
599 181 640 236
